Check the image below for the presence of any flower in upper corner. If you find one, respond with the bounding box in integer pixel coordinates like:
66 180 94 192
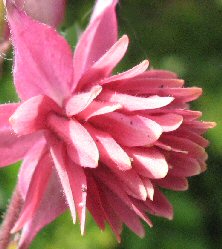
1 0 215 248
0 0 66 74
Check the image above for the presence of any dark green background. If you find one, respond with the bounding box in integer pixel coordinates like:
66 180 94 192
0 1 221 248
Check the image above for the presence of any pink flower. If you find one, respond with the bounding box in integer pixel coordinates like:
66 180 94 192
0 0 66 73
14 0 66 27
1 0 215 248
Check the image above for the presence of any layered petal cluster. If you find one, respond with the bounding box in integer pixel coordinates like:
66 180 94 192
1 0 215 248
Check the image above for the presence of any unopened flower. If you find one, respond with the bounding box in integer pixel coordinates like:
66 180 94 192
0 0 215 248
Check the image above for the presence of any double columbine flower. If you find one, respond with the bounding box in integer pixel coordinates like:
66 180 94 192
0 0 215 248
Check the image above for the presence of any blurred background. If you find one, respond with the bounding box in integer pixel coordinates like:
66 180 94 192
0 0 221 248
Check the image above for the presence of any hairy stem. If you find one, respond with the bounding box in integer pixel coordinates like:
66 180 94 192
0 185 23 249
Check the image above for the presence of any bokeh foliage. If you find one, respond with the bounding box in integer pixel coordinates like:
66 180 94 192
0 0 221 248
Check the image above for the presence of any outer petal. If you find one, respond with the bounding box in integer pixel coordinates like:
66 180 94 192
73 0 118 85
0 130 41 167
12 152 52 233
6 3 73 105
18 171 67 249
10 95 61 136
0 103 42 166
0 103 19 126
18 138 47 198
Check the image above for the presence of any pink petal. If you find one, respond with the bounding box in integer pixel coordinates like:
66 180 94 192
65 85 102 117
155 141 188 154
21 0 66 27
183 120 216 134
141 177 154 200
99 187 122 242
12 152 52 233
98 89 174 111
77 35 129 89
77 100 122 121
129 199 153 228
0 129 42 167
95 166 135 206
160 135 208 160
113 78 184 91
92 112 162 147
73 0 118 85
47 114 99 168
18 171 67 249
145 109 202 121
18 138 47 198
127 147 168 179
173 127 209 148
95 165 147 201
134 70 178 79
100 60 149 85
0 103 19 127
169 154 201 177
49 140 77 223
112 168 147 201
65 159 87 235
50 139 87 234
10 95 61 136
6 3 73 105
90 0 117 24
95 166 152 228
86 175 106 230
145 188 173 220
146 114 183 132
98 169 150 234
133 87 202 102
103 188 145 238
86 124 132 171
156 176 189 191
199 160 207 172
